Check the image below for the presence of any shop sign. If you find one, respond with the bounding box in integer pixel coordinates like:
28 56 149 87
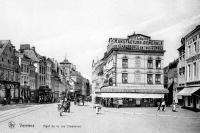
108 38 163 52
109 38 163 45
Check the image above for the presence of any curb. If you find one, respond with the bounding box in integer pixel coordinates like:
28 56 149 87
85 104 200 119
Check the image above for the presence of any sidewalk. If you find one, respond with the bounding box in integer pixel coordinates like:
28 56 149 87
86 102 200 118
0 103 40 112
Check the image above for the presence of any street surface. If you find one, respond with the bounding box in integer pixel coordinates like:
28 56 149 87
0 103 200 133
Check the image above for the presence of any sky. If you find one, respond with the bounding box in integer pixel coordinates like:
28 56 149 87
0 0 200 81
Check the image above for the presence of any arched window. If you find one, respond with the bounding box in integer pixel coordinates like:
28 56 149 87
147 57 153 69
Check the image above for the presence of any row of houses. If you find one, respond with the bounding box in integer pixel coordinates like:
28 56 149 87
165 25 200 111
0 42 91 104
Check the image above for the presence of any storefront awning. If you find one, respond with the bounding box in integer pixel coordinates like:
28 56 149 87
95 86 168 94
96 93 164 98
177 87 200 96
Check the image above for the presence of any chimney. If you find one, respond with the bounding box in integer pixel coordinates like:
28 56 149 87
31 46 35 51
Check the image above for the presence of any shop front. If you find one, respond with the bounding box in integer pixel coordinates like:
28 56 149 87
95 86 168 107
177 87 200 111
0 81 20 104
38 86 53 103
20 85 31 103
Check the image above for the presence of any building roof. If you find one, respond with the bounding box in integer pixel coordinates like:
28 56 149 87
177 44 185 51
0 40 11 56
184 25 200 39
127 33 151 39
24 50 39 62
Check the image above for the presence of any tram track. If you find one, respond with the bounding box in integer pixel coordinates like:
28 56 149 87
0 104 49 124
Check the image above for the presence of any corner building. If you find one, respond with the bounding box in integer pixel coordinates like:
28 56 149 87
92 33 168 107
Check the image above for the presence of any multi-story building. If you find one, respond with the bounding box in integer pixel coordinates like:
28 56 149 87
46 58 53 89
92 59 105 94
51 60 60 102
177 25 200 111
0 40 20 104
17 44 38 103
92 33 168 107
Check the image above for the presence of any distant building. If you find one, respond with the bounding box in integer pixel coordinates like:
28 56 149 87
51 59 60 102
164 59 178 105
92 33 168 107
0 40 20 104
177 25 200 111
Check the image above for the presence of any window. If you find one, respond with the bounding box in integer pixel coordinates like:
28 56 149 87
188 45 191 56
147 74 153 84
1 58 3 62
147 57 153 69
179 68 182 75
122 57 128 68
21 64 23 72
194 62 197 78
156 58 161 69
194 42 198 53
188 64 191 80
122 73 128 83
155 74 161 84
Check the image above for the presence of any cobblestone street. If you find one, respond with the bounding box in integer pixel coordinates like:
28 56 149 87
0 103 200 133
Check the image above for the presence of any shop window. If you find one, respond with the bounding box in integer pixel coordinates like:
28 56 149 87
155 74 161 84
122 73 128 83
147 74 153 84
147 57 153 69
122 57 128 68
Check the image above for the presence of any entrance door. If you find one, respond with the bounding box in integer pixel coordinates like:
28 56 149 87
5 87 11 104
193 95 196 110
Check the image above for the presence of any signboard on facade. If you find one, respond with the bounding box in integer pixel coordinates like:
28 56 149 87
107 38 164 52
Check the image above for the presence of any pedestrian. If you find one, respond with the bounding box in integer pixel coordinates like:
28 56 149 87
172 100 177 112
161 100 166 111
